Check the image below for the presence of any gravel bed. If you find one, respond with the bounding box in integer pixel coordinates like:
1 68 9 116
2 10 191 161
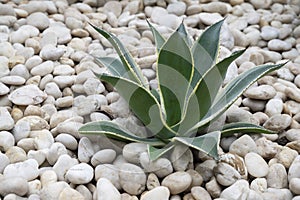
0 0 300 199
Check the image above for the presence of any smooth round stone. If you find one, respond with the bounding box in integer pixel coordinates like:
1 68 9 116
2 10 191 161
263 114 292 132
27 12 49 30
205 177 222 199
265 98 283 116
0 82 9 95
95 164 121 189
162 172 192 195
250 178 267 193
286 129 300 141
290 178 300 194
119 163 146 195
267 163 288 189
268 39 292 51
0 75 26 85
43 24 72 44
170 144 193 171
276 147 298 168
103 1 122 17
199 12 223 25
140 152 173 178
97 178 121 200
83 77 105 95
27 150 46 166
242 98 265 112
5 146 27 163
30 129 54 150
40 45 64 61
55 96 73 108
166 2 186 16
58 187 85 200
55 134 78 150
56 121 83 138
3 159 39 181
191 186 212 200
30 60 54 76
0 177 28 196
46 142 68 165
53 154 78 181
0 131 15 152
123 143 147 164
245 152 269 178
214 162 241 186
244 85 276 100
277 68 295 81
44 82 62 99
0 151 9 173
66 163 94 184
78 137 94 163
261 26 279 40
8 84 47 105
229 135 257 157
91 149 117 166
146 173 160 190
49 110 75 128
40 182 69 200
0 108 14 131
53 64 75 76
18 115 49 130
220 180 250 199
141 186 170 200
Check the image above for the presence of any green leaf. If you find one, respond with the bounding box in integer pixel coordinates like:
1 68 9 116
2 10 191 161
177 50 245 135
99 74 176 140
189 62 286 133
90 23 148 88
94 56 126 77
176 21 193 47
157 29 194 126
147 20 166 53
191 19 225 88
173 131 221 160
221 122 276 137
148 144 175 161
79 121 165 146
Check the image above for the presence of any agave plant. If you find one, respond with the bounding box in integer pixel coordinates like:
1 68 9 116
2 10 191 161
79 19 285 160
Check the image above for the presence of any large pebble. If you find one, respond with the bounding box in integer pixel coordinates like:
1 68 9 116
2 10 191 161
40 45 64 61
119 163 146 195
167 2 186 16
220 179 250 199
214 162 241 186
40 181 69 200
78 137 95 163
0 131 15 151
91 149 117 166
0 151 9 173
261 26 279 40
267 163 288 188
8 84 47 105
59 187 84 200
27 12 50 30
55 134 78 150
43 23 72 44
255 137 280 159
268 39 292 51
244 85 276 100
0 82 9 95
53 154 78 181
288 155 300 181
46 142 68 165
66 163 94 184
191 186 212 200
146 173 160 190
95 164 121 189
276 147 298 168
3 159 39 181
123 143 147 164
0 177 28 196
141 186 170 200
97 178 121 200
289 178 300 195
170 144 193 171
245 152 269 177
229 134 257 157
0 107 14 131
162 172 192 195
265 98 283 116
250 178 267 193
140 152 173 178
263 114 292 132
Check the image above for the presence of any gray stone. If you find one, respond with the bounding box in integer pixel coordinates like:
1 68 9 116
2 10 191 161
119 163 146 195
263 114 292 132
162 172 192 195
229 134 257 157
244 85 276 100
214 162 241 186
191 186 212 200
66 163 94 184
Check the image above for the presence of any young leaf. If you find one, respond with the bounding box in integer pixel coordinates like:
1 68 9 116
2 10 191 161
90 23 148 88
221 122 276 137
147 20 166 53
98 74 176 140
191 19 225 88
157 29 194 126
177 50 245 135
173 131 221 160
188 62 287 133
148 144 175 161
79 121 165 146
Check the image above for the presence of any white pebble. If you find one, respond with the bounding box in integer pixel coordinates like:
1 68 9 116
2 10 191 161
66 163 94 184
245 152 269 178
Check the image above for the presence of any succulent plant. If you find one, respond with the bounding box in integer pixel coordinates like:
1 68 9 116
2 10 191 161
79 19 285 160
